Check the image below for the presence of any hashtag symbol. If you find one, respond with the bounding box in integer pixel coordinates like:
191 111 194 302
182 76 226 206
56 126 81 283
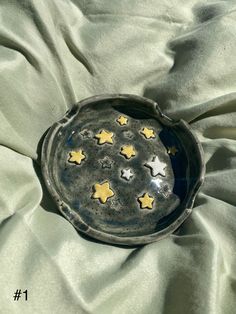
13 289 22 301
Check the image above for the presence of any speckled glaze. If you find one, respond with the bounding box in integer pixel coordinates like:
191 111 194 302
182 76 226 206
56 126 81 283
41 94 205 246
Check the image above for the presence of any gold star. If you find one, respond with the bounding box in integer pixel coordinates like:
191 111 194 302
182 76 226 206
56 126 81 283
117 115 128 126
138 193 154 209
167 146 178 156
120 145 136 159
92 181 114 204
95 130 114 145
68 150 86 165
140 127 155 139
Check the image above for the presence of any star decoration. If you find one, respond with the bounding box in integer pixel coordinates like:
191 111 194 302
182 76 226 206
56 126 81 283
95 130 114 145
80 129 93 139
138 193 154 209
117 115 128 126
120 145 136 159
121 168 134 181
140 127 155 139
161 184 172 197
145 155 166 177
167 146 178 156
99 156 114 169
92 181 114 204
110 198 123 209
123 130 134 139
68 150 86 165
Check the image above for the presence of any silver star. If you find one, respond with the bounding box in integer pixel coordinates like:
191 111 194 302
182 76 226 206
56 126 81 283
121 168 134 181
80 129 93 139
99 156 114 169
145 156 166 177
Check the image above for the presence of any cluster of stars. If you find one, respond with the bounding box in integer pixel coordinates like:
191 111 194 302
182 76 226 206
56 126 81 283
67 115 178 210
91 181 154 209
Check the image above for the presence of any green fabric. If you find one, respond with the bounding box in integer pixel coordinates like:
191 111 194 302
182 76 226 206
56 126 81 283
0 1 236 313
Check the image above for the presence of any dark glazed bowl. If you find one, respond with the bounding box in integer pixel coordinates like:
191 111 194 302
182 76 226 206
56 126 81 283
41 94 205 246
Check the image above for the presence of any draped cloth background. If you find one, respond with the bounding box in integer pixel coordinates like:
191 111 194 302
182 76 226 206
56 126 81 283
0 0 236 313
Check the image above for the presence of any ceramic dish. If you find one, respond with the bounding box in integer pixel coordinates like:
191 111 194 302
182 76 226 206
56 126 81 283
41 94 205 245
